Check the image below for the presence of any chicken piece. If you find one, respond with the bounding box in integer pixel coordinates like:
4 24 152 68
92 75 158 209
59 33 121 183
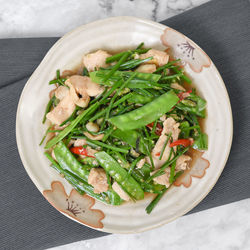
140 49 169 66
88 168 109 194
73 139 87 147
176 155 192 171
66 80 90 108
66 75 104 108
84 132 104 141
112 182 130 201
55 86 69 100
68 75 104 97
61 70 76 78
137 158 146 169
171 82 186 91
46 94 75 125
136 64 156 73
53 124 68 130
86 146 98 157
83 50 111 72
151 117 180 169
153 168 171 187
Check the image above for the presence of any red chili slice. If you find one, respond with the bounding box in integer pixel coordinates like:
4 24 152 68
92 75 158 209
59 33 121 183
146 122 163 136
70 146 95 158
177 90 192 101
169 139 193 148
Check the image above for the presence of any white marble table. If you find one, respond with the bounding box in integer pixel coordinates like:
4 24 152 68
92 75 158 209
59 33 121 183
1 0 249 249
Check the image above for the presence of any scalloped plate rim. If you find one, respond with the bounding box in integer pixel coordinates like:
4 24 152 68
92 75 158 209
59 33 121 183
16 16 233 234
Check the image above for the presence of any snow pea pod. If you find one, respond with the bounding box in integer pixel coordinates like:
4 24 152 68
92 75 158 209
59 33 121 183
95 152 144 200
111 129 147 154
128 93 153 104
54 141 89 182
109 90 179 130
44 152 109 204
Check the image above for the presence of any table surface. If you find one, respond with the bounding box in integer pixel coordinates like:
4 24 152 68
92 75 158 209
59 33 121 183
1 0 249 249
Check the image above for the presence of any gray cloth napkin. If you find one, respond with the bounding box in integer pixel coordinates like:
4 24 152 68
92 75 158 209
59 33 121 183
0 0 249 249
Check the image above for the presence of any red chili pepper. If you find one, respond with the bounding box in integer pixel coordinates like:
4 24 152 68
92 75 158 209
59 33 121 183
70 146 95 158
177 90 192 101
169 139 192 148
146 122 163 136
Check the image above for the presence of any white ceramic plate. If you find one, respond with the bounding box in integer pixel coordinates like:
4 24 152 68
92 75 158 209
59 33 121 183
16 16 233 233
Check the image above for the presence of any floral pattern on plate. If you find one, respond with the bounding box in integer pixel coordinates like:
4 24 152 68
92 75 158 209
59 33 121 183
161 28 211 73
43 181 105 228
174 151 210 188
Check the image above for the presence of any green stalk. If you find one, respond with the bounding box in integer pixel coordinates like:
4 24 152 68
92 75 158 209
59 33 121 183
128 155 144 175
159 133 172 160
42 95 56 124
146 147 189 182
103 52 130 82
146 188 167 214
169 160 176 184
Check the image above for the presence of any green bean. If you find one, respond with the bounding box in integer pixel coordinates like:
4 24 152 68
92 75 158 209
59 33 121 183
42 95 56 124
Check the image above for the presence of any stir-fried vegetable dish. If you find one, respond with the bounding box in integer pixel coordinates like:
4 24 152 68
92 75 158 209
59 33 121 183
41 43 208 214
